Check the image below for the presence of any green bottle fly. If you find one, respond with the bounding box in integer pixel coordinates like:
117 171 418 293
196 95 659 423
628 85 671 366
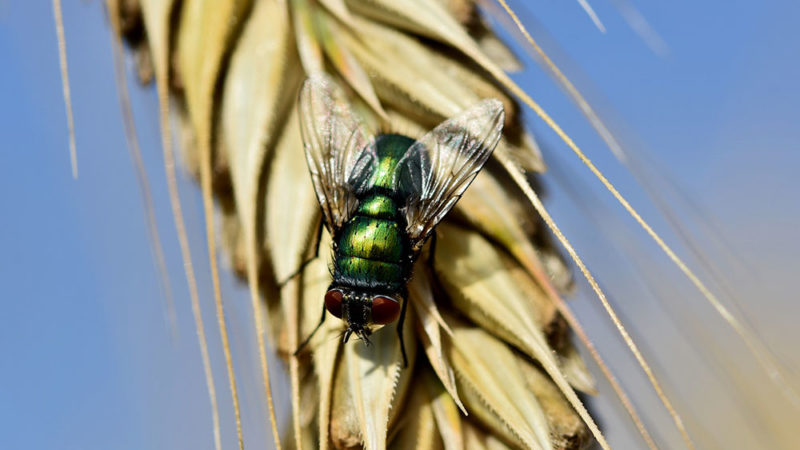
297 74 505 366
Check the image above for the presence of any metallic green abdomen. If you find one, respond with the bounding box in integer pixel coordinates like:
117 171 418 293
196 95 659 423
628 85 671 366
356 193 398 219
333 135 415 292
335 193 408 291
335 256 405 286
338 215 405 262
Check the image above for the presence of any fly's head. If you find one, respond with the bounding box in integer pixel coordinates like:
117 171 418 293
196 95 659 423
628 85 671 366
324 287 402 344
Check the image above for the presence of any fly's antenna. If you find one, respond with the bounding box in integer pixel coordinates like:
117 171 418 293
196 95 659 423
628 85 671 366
52 0 78 179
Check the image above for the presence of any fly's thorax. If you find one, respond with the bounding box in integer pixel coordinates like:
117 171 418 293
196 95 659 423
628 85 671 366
368 134 416 190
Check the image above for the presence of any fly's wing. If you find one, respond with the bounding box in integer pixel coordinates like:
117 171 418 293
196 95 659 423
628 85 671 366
396 99 505 252
299 74 378 232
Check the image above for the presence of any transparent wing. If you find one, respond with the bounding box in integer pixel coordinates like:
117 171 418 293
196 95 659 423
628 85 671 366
299 73 377 232
396 99 505 251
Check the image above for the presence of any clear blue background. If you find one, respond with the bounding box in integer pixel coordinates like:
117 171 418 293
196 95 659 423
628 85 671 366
1 1 798 449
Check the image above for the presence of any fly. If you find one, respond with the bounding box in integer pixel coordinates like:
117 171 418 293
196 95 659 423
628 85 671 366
295 74 504 366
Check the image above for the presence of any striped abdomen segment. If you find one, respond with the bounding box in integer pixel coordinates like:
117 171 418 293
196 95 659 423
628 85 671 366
334 193 409 291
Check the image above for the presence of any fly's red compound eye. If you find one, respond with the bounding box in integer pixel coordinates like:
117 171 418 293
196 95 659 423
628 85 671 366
324 289 344 318
371 296 401 325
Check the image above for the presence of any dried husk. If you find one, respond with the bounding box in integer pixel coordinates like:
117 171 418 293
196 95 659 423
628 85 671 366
434 224 561 350
111 0 598 448
409 269 465 413
445 318 589 449
423 370 465 450
299 232 342 449
520 359 592 449
463 420 515 450
387 385 441 450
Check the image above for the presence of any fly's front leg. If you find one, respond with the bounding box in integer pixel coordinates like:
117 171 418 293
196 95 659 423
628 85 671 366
295 304 327 356
278 216 324 288
426 230 438 269
291 215 329 354
396 233 437 369
397 231 438 368
396 294 410 368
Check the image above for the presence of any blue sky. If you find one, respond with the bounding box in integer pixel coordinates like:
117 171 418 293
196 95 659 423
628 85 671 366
1 1 798 449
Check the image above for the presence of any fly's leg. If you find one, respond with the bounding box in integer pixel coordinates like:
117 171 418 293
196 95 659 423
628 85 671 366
396 232 437 369
427 231 438 268
289 217 327 354
396 295 409 368
278 217 324 288
294 303 327 356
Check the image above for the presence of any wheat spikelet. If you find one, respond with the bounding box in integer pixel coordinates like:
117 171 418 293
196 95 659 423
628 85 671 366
107 0 659 448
